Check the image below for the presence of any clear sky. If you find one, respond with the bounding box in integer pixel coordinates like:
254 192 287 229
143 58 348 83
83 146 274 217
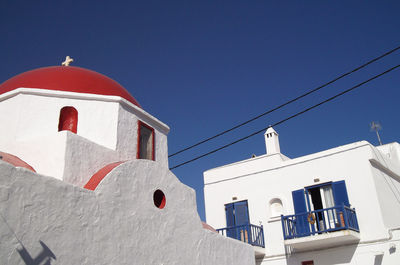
1 1 400 221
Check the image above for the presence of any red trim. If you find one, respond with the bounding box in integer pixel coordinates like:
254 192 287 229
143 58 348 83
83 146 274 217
137 120 155 161
0 66 141 108
302 261 314 265
0 151 36 172
83 161 124 190
159 194 166 208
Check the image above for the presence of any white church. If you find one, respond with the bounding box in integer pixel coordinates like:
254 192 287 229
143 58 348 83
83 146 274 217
1 58 399 265
0 59 256 265
204 127 400 265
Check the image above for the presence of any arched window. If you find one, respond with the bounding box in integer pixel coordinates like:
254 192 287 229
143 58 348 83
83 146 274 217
58 106 78 133
269 198 283 218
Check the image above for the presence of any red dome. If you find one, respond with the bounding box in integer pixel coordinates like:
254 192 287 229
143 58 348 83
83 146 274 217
0 66 141 108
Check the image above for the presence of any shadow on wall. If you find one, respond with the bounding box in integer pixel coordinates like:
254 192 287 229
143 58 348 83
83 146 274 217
285 245 357 265
17 240 56 265
374 254 383 265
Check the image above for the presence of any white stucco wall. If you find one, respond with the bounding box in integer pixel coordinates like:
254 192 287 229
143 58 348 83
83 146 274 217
4 131 68 180
0 89 171 184
369 144 400 230
204 141 400 264
0 160 255 265
63 132 121 187
117 104 169 168
0 90 120 150
0 95 21 144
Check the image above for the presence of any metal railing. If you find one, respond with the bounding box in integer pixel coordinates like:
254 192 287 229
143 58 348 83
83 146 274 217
281 205 359 240
217 223 265 248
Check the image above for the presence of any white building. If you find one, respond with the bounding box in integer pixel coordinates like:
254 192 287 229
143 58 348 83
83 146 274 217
0 63 256 265
204 127 400 265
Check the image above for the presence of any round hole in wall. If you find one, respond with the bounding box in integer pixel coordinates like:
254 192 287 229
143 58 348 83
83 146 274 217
153 189 166 209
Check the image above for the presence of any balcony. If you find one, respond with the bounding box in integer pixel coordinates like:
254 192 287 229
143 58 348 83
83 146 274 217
281 205 360 251
217 223 265 249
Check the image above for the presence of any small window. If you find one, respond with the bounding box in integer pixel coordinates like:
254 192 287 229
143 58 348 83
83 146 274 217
137 121 155 160
302 261 314 265
58 106 78 133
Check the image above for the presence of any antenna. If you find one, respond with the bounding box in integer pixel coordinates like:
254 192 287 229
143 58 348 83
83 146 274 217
370 121 383 146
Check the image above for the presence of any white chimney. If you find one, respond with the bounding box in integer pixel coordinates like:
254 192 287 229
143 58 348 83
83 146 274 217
264 127 280 155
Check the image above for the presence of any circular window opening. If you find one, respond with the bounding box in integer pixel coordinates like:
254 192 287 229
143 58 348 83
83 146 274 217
153 189 166 209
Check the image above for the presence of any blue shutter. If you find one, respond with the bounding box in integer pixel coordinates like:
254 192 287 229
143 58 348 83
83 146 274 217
234 201 249 225
225 203 235 227
332 180 350 207
292 189 307 214
292 189 310 237
225 203 236 238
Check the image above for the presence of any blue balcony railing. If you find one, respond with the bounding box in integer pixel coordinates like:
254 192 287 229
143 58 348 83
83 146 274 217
217 223 265 248
281 205 359 240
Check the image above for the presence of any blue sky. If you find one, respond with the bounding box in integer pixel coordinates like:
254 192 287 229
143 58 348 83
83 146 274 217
1 1 400 221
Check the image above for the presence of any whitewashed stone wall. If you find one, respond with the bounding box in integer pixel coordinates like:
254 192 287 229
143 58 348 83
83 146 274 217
0 89 170 182
0 160 255 265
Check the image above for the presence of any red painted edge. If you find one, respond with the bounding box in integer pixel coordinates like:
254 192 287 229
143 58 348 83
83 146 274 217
83 161 124 191
137 120 155 161
159 193 166 209
0 151 36 172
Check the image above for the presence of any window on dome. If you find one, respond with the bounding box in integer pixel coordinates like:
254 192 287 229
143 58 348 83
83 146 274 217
58 106 78 133
137 121 155 160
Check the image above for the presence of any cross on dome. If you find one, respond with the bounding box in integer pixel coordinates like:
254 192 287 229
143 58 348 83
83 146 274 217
62 56 74 66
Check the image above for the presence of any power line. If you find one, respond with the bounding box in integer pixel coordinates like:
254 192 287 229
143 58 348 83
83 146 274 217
169 45 400 158
170 64 400 170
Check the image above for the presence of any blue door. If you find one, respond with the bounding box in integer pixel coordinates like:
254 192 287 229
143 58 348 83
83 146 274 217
292 189 311 237
225 201 250 240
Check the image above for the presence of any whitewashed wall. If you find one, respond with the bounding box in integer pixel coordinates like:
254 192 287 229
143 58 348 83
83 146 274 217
370 143 400 230
0 160 256 265
0 91 120 149
63 133 121 187
117 103 169 168
0 89 170 183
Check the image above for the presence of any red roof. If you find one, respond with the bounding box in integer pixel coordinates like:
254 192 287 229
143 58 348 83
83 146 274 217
0 66 141 108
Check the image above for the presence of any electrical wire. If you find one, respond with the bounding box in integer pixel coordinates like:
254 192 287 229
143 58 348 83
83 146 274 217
169 45 400 158
170 64 400 170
